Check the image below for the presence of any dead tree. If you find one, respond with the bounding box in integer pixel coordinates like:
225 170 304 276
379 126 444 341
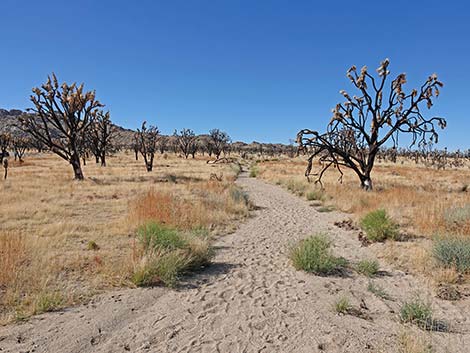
132 133 140 161
12 137 29 162
136 121 159 172
207 129 231 161
174 128 197 159
88 111 114 166
297 59 446 190
20 74 103 180
0 133 10 163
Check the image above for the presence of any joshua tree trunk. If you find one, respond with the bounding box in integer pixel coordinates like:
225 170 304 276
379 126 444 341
71 154 84 180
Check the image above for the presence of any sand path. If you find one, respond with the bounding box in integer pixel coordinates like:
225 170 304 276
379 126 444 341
1 173 469 352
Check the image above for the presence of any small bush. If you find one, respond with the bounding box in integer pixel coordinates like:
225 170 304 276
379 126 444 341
360 209 399 242
333 297 351 314
249 166 259 178
316 205 335 213
87 240 99 251
306 190 325 201
289 234 347 275
34 291 65 314
433 237 470 273
356 259 380 277
286 179 307 196
229 187 249 206
400 298 433 329
444 204 470 226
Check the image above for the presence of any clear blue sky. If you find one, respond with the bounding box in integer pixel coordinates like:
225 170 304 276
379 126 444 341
0 0 468 149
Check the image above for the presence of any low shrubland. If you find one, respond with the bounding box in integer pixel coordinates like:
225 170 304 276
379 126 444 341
433 237 470 273
356 259 380 277
360 209 399 242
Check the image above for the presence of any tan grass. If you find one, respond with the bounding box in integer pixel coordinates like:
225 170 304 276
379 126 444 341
0 151 247 323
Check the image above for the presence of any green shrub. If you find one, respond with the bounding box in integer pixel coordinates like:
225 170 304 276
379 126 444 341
137 222 187 251
289 234 347 275
34 291 65 314
433 237 470 272
360 209 399 242
306 190 325 201
333 296 351 314
400 298 433 329
356 259 380 277
229 186 249 206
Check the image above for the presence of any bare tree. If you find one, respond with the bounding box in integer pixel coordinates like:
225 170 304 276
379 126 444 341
20 74 103 180
12 137 29 163
208 129 231 160
88 110 114 166
157 135 168 154
297 59 446 190
174 128 197 159
136 121 159 171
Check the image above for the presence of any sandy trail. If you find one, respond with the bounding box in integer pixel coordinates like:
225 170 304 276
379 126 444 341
1 174 469 353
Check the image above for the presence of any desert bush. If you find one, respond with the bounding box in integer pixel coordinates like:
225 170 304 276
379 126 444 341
289 234 347 275
360 209 399 242
132 222 213 287
34 290 65 314
249 165 259 178
433 237 470 272
87 240 99 251
285 179 307 196
333 296 351 314
306 189 325 201
400 298 447 331
356 259 380 277
400 298 433 329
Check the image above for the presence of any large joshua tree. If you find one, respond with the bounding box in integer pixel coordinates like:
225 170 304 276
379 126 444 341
297 59 446 190
20 74 103 180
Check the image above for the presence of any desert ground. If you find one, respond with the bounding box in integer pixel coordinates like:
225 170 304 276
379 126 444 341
1 152 470 353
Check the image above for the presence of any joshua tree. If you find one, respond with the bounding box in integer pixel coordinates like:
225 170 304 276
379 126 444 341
20 73 103 180
0 133 10 163
297 59 446 190
87 110 114 166
157 135 168 154
2 158 8 180
207 129 231 160
12 137 29 162
136 121 159 171
174 128 197 159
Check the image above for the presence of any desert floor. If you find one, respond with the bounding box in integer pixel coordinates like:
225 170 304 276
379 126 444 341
1 172 469 353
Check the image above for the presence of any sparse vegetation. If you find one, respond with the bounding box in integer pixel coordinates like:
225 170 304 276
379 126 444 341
433 237 470 272
289 234 347 275
249 165 259 178
333 296 351 314
400 298 447 331
360 209 399 242
306 189 325 201
356 259 380 277
367 281 390 300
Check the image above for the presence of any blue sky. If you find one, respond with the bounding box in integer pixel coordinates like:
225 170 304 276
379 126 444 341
0 0 469 149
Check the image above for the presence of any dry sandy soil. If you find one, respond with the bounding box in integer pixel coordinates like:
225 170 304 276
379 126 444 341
1 173 469 353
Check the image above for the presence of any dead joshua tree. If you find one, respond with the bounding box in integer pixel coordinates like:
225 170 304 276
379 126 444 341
207 129 231 162
88 110 114 166
174 128 198 159
297 59 446 190
136 121 159 171
12 137 29 163
20 73 103 180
